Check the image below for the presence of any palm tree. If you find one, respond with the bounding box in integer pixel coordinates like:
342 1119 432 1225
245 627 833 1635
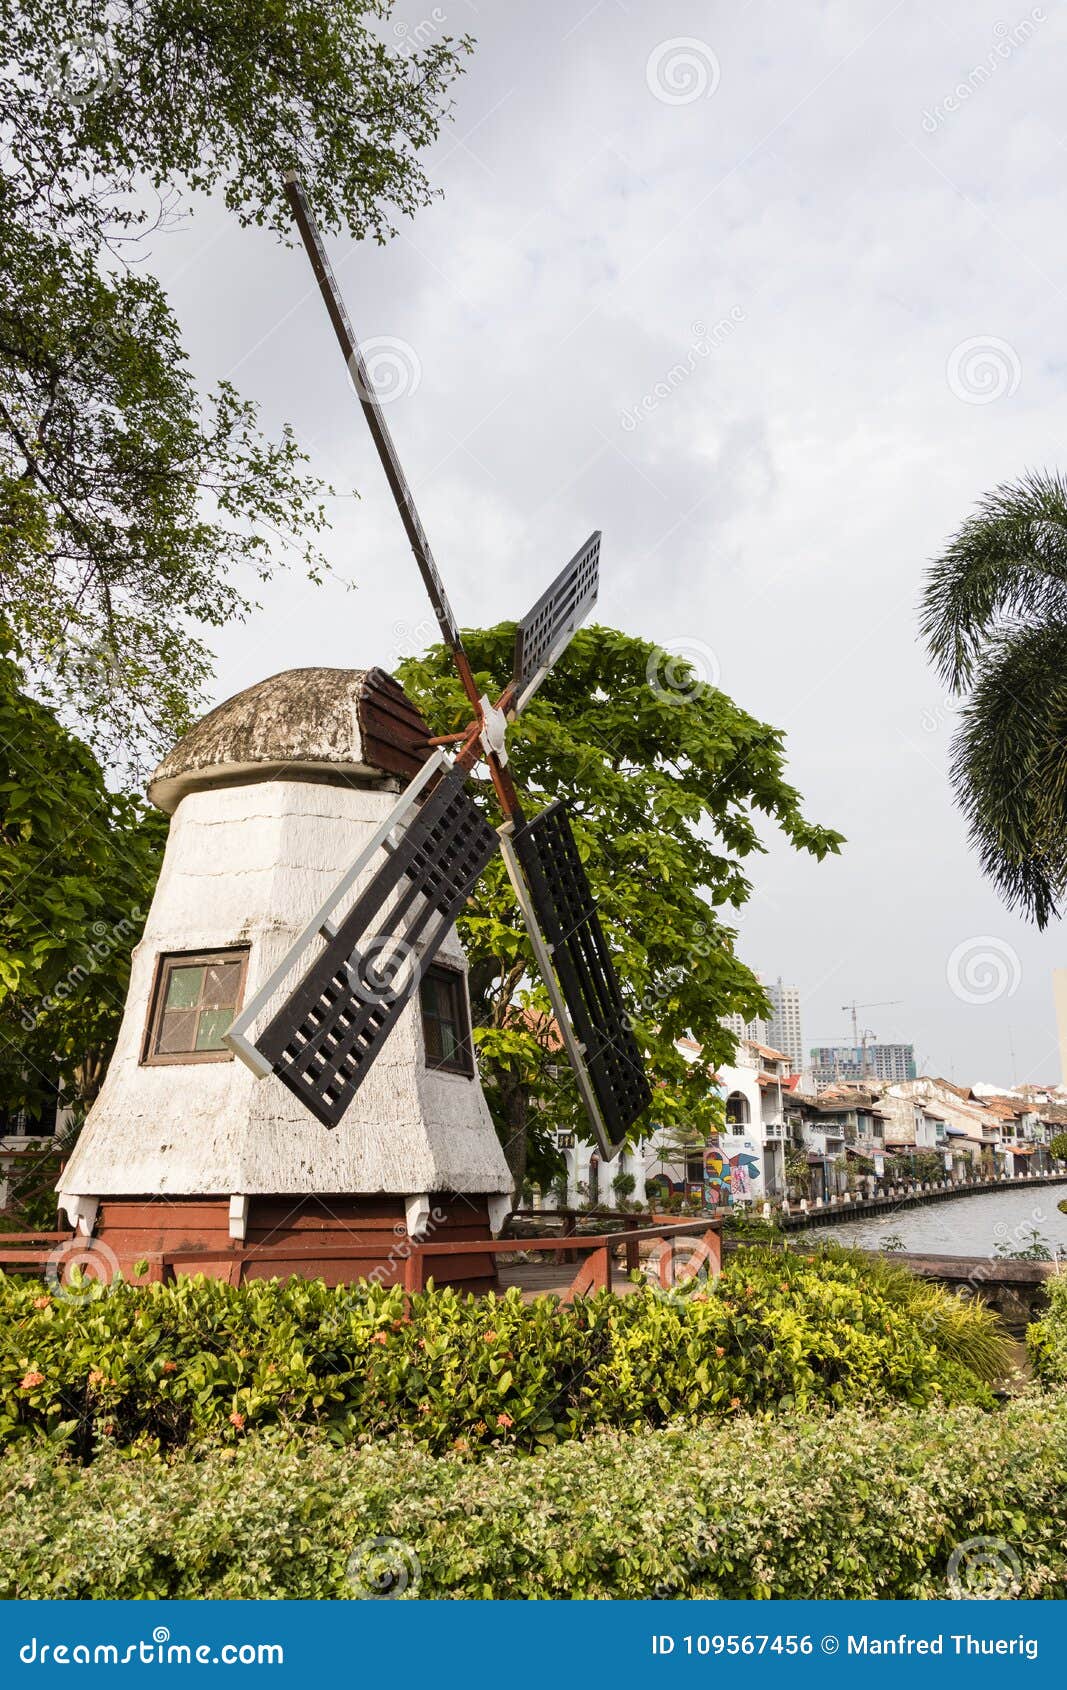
921 469 1067 929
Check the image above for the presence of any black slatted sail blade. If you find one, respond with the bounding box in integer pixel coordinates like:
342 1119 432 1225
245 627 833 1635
508 800 651 1150
254 767 498 1127
511 532 600 713
283 172 463 655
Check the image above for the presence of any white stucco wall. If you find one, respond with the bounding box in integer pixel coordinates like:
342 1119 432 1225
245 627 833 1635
59 779 512 1207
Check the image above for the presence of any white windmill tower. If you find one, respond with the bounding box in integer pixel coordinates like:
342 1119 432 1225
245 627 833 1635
57 666 514 1285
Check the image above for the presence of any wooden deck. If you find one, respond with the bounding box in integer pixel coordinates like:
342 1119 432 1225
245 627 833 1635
497 1259 647 1299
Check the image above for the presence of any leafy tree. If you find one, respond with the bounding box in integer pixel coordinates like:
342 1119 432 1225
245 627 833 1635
921 470 1067 927
0 635 165 1127
399 626 843 1192
1 0 472 770
1050 1131 1067 1163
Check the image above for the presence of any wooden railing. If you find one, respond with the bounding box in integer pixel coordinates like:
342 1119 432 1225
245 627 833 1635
0 1219 722 1301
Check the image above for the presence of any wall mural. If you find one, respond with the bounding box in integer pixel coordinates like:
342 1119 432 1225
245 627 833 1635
705 1135 763 1207
648 1133 764 1210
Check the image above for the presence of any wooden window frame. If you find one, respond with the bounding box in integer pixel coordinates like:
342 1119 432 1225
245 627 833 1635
419 962 475 1078
141 947 250 1067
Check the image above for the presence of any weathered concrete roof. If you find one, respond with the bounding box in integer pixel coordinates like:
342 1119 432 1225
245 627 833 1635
148 666 432 813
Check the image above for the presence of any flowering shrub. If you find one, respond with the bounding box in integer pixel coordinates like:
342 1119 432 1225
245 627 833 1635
1028 1273 1067 1384
3 1394 1065 1598
0 1247 1009 1457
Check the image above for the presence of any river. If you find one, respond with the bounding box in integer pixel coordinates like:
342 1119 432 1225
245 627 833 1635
805 1181 1067 1257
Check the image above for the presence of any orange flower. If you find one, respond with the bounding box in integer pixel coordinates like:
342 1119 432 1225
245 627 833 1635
88 1368 105 1387
162 1361 177 1374
483 1330 498 1343
729 1396 741 1410
714 1346 725 1359
33 1295 50 1310
229 1411 246 1430
20 1370 44 1389
453 1436 470 1452
101 1421 116 1436
496 1412 514 1429
473 1420 488 1434
371 1331 388 1345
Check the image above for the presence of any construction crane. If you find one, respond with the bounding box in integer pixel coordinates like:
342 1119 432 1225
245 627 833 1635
841 999 903 1078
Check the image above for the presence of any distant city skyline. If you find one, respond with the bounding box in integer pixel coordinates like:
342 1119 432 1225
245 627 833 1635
810 1043 918 1088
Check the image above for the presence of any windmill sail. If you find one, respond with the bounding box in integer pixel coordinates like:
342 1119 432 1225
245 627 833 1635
283 172 463 655
511 532 600 713
246 764 496 1128
500 803 651 1158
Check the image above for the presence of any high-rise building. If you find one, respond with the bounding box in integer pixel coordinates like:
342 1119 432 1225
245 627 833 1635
722 1010 769 1047
809 1043 917 1088
766 978 803 1073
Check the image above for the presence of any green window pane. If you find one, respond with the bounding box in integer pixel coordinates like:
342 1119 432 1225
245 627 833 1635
195 1008 233 1051
157 1008 197 1053
165 965 204 1010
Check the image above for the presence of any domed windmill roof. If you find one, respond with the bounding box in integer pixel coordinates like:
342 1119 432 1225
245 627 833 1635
147 666 433 813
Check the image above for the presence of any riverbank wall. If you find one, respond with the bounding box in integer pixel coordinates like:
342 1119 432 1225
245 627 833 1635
772 1171 1067 1231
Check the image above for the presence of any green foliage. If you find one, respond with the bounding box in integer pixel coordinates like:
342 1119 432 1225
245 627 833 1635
921 469 1067 926
0 1247 1007 1459
1050 1132 1067 1161
1028 1274 1067 1385
4 1393 1067 1598
0 639 164 1120
994 1227 1052 1262
1 0 472 768
399 626 842 1180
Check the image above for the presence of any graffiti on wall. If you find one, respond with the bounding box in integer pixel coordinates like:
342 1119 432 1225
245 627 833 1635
704 1135 762 1207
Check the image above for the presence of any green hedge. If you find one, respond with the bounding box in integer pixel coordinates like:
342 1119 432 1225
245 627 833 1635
0 1247 1009 1456
4 1394 1066 1598
1028 1273 1067 1384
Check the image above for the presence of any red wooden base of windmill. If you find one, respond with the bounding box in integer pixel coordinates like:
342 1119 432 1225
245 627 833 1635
88 1194 500 1289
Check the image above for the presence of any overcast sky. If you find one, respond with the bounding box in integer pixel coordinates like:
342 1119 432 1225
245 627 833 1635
150 0 1067 1087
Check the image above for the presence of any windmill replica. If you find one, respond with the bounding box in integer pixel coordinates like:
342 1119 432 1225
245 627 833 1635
56 175 650 1288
